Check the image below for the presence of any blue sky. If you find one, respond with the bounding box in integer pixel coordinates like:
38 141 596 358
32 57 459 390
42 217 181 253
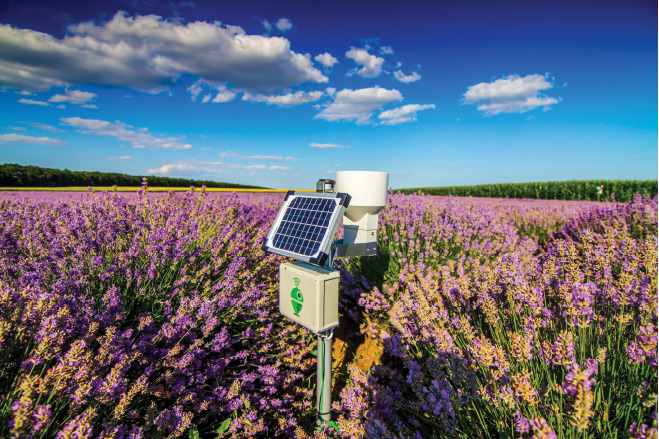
0 0 656 189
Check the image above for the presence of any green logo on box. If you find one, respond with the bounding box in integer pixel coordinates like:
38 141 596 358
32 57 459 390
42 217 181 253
291 277 303 316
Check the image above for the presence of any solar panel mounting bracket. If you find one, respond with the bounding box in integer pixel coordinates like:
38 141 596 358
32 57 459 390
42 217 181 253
333 239 378 257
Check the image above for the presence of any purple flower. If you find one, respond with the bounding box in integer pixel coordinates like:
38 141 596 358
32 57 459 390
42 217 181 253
530 418 557 439
514 411 530 434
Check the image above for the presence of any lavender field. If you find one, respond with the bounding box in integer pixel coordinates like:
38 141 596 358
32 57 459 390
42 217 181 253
0 188 656 439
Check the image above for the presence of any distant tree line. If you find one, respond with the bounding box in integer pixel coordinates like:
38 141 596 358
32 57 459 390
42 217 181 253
399 180 658 203
0 163 264 189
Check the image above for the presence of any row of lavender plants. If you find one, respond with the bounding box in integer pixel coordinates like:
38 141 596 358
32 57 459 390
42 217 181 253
0 188 656 438
0 189 319 438
329 193 657 439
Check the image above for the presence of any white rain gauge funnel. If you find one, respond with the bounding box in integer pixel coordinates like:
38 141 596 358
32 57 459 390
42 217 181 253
261 171 388 429
334 171 389 256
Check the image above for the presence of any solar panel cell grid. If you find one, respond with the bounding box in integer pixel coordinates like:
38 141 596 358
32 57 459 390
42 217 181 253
262 191 350 266
271 196 337 257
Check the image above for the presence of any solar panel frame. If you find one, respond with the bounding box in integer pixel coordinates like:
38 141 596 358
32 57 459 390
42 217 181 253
262 191 350 266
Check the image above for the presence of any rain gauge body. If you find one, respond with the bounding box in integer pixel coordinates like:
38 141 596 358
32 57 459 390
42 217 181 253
262 171 388 427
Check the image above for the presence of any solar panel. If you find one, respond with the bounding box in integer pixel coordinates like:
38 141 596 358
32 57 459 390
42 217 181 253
262 191 350 266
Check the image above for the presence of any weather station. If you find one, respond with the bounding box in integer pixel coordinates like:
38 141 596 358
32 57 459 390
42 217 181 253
262 171 389 429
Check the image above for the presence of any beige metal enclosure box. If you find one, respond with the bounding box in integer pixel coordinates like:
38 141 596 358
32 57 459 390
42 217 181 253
279 261 339 333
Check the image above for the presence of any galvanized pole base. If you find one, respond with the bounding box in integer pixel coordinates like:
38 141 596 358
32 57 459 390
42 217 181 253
316 331 333 424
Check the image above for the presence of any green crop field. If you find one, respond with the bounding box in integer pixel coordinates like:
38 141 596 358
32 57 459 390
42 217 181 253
399 180 657 202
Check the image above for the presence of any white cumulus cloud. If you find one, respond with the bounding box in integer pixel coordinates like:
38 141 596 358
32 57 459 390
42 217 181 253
0 133 66 145
18 98 50 107
314 53 338 69
148 159 290 176
211 86 237 103
315 86 402 124
0 12 327 94
462 73 560 115
48 89 98 108
220 151 300 161
242 90 323 107
394 70 421 83
187 81 237 103
378 103 435 125
60 117 192 150
345 47 384 78
309 143 351 149
275 18 293 33
186 81 203 100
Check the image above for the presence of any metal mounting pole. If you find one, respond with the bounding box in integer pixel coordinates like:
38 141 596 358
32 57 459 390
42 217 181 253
315 245 337 425
316 329 333 424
